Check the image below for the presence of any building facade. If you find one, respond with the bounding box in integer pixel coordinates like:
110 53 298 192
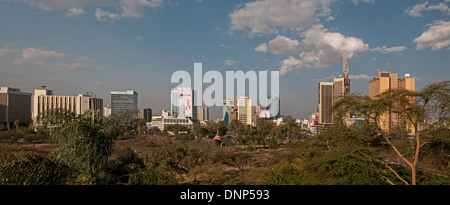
318 82 334 125
138 108 152 122
369 71 416 133
197 106 209 121
110 90 138 115
170 87 196 120
237 96 253 125
0 87 32 128
33 89 103 119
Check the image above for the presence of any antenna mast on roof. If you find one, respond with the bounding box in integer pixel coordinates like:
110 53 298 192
343 52 349 78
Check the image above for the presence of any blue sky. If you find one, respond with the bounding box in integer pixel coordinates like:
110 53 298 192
0 0 449 120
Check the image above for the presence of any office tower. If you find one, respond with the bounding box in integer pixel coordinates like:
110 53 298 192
318 82 334 125
170 87 196 120
342 53 350 94
369 71 416 133
104 105 111 117
197 106 209 121
0 87 32 128
33 88 103 119
237 96 253 125
110 90 138 115
138 108 152 122
223 98 237 124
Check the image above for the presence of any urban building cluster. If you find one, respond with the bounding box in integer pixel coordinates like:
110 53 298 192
0 53 415 135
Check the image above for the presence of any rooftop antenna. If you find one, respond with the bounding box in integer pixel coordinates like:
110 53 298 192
388 56 392 73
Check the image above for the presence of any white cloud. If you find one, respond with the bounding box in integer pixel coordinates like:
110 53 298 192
405 1 450 17
0 48 18 56
13 48 69 66
229 0 334 37
349 74 373 80
95 0 165 22
351 0 375 5
66 7 85 17
298 24 369 68
223 59 237 66
57 62 91 71
17 0 113 11
280 56 303 76
254 43 268 52
414 20 450 50
267 35 301 54
371 45 407 54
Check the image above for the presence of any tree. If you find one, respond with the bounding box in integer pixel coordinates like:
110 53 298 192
333 81 450 185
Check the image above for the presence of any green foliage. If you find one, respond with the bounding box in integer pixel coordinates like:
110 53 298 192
0 155 70 185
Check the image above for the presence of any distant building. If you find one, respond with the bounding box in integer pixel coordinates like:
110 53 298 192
223 98 237 124
369 71 416 133
110 90 138 115
104 104 111 117
237 96 253 125
197 106 209 121
33 88 103 119
318 82 334 125
138 108 152 122
171 87 196 120
0 87 32 128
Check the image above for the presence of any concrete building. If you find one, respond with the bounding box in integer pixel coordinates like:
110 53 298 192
318 82 334 125
33 88 103 119
138 108 152 122
171 87 196 120
237 96 253 125
369 71 416 133
110 90 138 115
0 87 32 128
223 98 237 124
197 106 209 121
104 105 111 117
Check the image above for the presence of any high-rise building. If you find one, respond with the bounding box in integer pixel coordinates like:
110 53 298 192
237 96 253 125
223 98 237 124
197 106 209 121
33 88 103 119
0 87 32 128
138 108 152 122
170 87 196 120
318 82 334 125
369 71 416 133
110 90 138 115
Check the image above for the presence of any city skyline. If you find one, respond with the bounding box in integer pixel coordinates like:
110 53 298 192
1 0 449 120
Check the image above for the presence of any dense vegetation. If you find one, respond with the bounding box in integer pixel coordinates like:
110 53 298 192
0 81 448 185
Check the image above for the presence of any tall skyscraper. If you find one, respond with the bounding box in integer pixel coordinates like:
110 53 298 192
197 106 209 121
318 82 334 125
33 88 103 119
237 96 253 125
170 87 196 120
138 108 152 122
0 87 32 128
223 98 237 124
110 90 138 115
369 71 415 133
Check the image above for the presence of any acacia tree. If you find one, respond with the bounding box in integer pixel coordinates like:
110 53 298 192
333 81 450 185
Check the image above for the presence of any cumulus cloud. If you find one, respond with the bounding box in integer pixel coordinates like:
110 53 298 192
66 7 85 17
280 56 303 76
414 20 450 50
229 0 334 37
254 43 268 52
298 24 369 68
95 0 165 22
405 1 450 17
267 35 301 54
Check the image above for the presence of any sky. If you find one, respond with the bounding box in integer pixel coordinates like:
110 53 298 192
0 0 449 120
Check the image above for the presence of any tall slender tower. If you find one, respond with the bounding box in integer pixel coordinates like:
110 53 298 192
343 53 350 95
